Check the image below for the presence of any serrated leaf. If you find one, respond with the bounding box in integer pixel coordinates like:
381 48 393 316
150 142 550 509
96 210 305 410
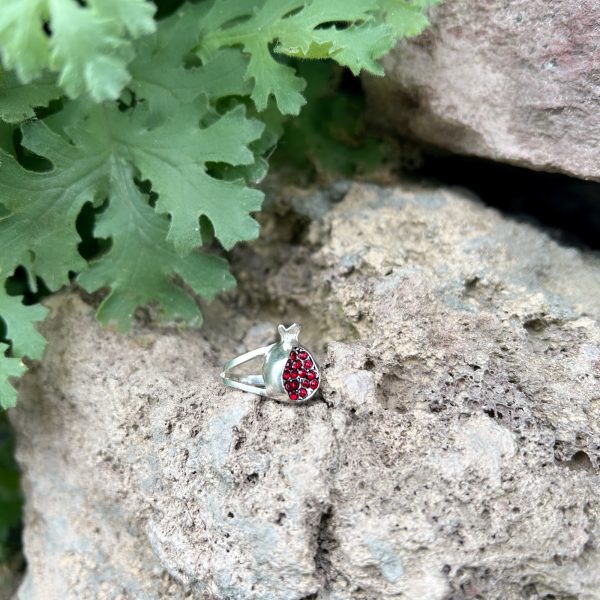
128 3 251 111
0 277 47 409
0 0 156 101
48 0 133 101
248 48 306 116
215 103 286 185
0 0 49 84
0 69 61 124
273 0 384 63
78 159 235 331
199 0 398 114
88 0 156 38
0 123 109 290
0 93 263 288
309 23 392 76
379 0 440 37
109 100 265 254
275 62 385 176
0 286 48 360
0 96 262 324
0 344 25 409
131 39 251 112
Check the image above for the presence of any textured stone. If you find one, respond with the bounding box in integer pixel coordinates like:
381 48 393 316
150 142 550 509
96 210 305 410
363 0 600 180
11 182 600 599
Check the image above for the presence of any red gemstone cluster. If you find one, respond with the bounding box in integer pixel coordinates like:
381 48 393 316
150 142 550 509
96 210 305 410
282 346 319 401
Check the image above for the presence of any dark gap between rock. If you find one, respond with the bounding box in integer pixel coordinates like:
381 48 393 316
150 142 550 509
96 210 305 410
413 150 600 250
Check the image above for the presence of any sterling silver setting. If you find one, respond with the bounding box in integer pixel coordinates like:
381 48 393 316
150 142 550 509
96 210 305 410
220 324 321 403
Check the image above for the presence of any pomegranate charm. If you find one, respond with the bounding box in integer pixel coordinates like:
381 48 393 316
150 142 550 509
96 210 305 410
221 323 321 403
263 324 321 402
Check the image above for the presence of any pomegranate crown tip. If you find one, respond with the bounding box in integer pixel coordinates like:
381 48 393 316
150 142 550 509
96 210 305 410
278 323 301 344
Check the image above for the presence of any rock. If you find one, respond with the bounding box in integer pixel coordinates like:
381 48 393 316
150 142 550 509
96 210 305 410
11 182 600 600
363 1 600 181
0 561 21 600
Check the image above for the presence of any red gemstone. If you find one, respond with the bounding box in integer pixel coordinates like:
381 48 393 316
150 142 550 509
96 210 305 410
283 370 292 380
298 388 307 399
301 380 310 388
286 360 293 369
284 382 293 392
290 380 299 390
310 379 319 389
304 360 313 369
289 370 298 378
298 351 308 360
307 371 316 380
290 351 297 360
292 360 302 369
289 393 298 401
298 369 307 379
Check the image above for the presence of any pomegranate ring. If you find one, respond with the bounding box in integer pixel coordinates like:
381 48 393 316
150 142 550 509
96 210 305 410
220 324 321 403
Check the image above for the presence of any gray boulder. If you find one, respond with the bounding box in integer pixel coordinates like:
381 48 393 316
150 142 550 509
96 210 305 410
11 182 600 599
363 0 600 180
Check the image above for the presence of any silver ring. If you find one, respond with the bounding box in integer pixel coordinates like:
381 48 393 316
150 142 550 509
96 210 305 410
220 324 321 403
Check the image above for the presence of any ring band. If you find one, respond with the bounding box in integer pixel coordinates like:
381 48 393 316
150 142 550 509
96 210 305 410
221 345 274 396
220 324 321 403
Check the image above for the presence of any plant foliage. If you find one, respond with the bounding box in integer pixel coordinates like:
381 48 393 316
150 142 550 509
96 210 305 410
274 61 390 177
0 0 439 408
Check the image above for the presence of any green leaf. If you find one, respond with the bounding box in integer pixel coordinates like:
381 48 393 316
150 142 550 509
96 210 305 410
78 159 235 331
0 123 109 291
0 122 13 154
0 284 47 407
0 286 48 360
0 69 61 124
129 4 251 111
88 0 156 38
216 99 287 185
378 0 440 38
113 100 265 254
49 1 132 101
0 0 49 84
199 0 398 114
308 23 392 76
0 345 25 410
0 0 156 101
0 94 263 287
0 95 261 325
275 62 385 176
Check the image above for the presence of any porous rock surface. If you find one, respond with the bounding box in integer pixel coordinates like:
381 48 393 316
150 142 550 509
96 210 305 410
11 181 600 600
363 0 600 180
